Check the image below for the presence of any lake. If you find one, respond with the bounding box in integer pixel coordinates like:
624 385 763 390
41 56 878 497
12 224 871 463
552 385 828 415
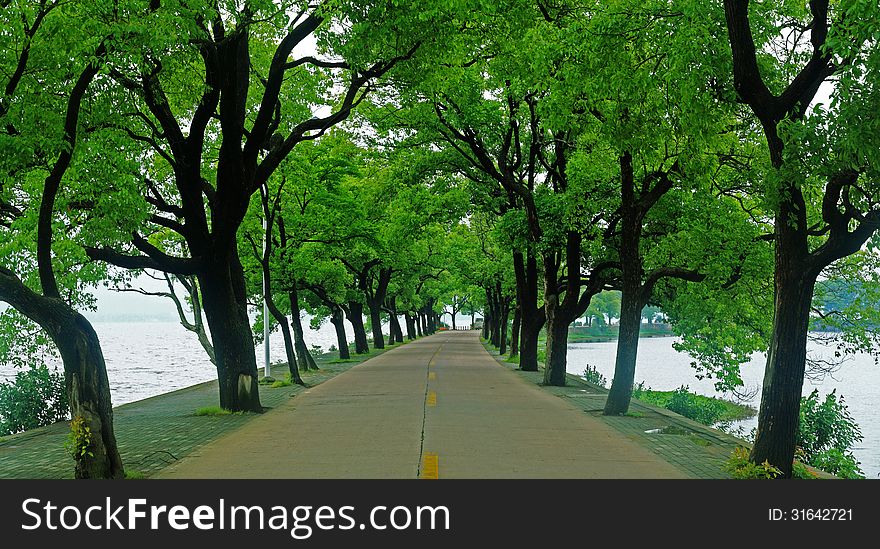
565 337 880 479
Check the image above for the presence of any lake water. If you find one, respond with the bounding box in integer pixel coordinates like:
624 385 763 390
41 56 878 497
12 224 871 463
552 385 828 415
0 320 344 407
2 321 877 478
565 337 880 479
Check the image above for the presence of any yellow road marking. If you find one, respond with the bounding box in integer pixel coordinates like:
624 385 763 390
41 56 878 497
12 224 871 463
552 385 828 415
428 372 436 380
421 453 439 479
426 391 437 406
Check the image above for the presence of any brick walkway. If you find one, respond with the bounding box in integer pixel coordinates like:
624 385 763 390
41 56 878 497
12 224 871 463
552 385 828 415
0 348 391 479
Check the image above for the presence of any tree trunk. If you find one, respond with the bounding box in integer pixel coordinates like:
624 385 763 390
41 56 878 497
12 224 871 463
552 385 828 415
368 302 385 349
510 305 521 357
514 251 544 371
198 253 262 412
289 287 318 371
346 301 370 354
56 314 125 479
489 291 501 347
541 233 585 387
604 162 642 414
451 311 456 330
498 300 510 355
542 297 570 386
386 298 404 344
404 314 416 340
604 289 643 415
750 248 817 478
330 307 350 360
415 314 423 337
0 273 125 478
267 296 304 385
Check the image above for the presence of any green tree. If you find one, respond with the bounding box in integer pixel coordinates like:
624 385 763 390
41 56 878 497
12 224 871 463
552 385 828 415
0 0 139 478
83 1 436 411
723 0 880 476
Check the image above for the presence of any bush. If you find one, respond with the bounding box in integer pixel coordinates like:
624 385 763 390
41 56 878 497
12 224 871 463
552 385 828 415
582 364 607 388
665 386 726 426
0 364 68 436
797 390 864 479
724 447 781 479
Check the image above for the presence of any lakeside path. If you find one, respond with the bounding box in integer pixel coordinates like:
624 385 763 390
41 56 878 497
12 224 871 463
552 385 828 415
0 348 384 479
157 331 688 479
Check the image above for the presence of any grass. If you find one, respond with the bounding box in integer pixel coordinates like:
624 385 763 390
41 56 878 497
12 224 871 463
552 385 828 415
270 379 292 388
125 470 148 479
194 406 233 417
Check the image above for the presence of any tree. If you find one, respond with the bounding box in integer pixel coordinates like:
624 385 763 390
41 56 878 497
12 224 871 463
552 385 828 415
0 0 135 478
723 0 880 476
84 2 427 411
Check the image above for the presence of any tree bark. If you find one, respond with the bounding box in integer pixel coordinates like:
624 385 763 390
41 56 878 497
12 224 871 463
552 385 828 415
604 290 642 415
346 301 370 354
498 299 510 355
749 195 817 477
56 314 125 479
289 287 318 371
605 152 642 415
368 303 385 349
0 272 126 478
330 307 350 360
510 304 521 357
542 232 590 387
404 314 416 340
198 251 262 412
385 297 404 344
543 302 570 386
268 303 304 385
513 250 544 371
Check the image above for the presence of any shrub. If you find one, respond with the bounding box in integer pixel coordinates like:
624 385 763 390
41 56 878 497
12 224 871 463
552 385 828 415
665 386 726 426
0 364 68 436
797 389 864 479
724 447 782 479
582 364 607 388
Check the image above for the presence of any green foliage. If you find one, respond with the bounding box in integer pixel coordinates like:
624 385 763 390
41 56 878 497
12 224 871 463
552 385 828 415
791 457 819 480
665 386 727 426
0 365 69 436
65 416 93 461
724 447 782 479
797 390 864 479
581 365 607 388
810 449 863 480
632 383 755 425
125 470 147 480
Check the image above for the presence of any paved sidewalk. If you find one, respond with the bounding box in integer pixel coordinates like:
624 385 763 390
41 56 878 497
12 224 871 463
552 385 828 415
157 331 688 479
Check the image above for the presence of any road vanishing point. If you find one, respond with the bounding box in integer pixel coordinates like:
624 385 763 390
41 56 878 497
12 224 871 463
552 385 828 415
157 331 687 479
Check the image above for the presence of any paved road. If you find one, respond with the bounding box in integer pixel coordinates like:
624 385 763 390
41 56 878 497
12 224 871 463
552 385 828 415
157 331 687 478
